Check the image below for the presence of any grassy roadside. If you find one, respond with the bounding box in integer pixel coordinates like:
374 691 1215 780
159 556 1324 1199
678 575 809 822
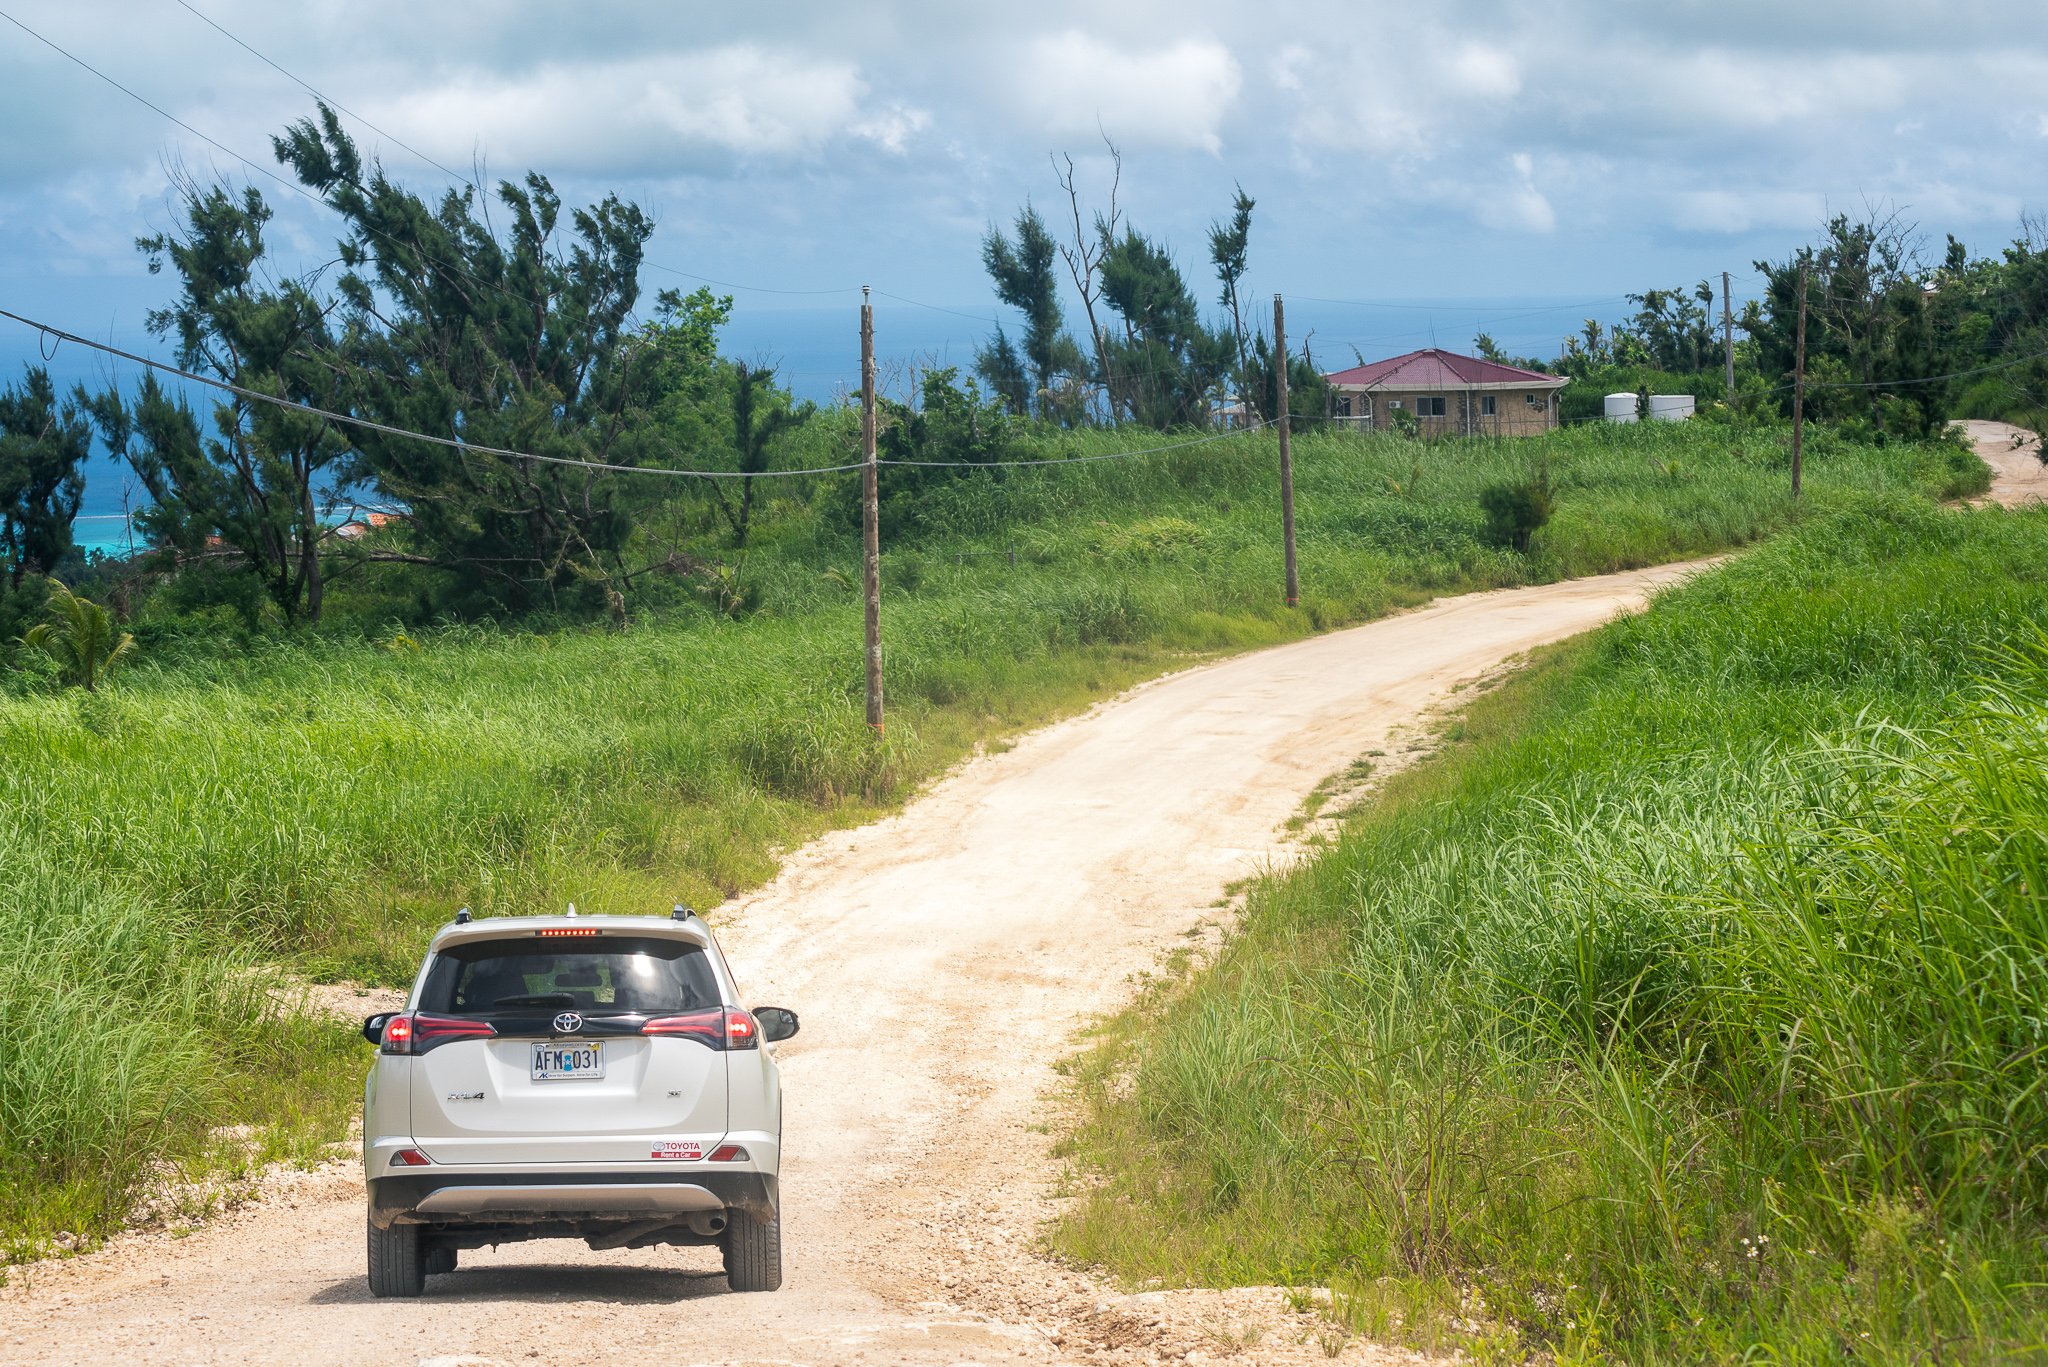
0 420 1984 1260
1049 495 2048 1363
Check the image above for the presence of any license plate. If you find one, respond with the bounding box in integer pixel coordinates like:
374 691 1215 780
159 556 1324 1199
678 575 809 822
530 1041 605 1080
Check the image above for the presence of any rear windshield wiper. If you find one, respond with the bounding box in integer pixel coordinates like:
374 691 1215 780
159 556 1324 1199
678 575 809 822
493 992 578 1008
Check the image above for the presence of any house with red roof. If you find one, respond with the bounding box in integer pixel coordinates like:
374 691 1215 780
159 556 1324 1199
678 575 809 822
1323 348 1569 438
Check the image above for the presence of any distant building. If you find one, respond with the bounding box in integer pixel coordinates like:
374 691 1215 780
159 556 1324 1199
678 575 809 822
1323 348 1569 437
332 510 406 541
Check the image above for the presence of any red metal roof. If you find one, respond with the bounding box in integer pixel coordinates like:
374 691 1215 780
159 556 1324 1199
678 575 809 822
1323 348 1564 389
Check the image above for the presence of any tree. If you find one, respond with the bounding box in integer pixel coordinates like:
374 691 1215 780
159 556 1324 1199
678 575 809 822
848 367 1019 538
974 327 1031 416
1052 142 1125 421
82 181 350 623
273 103 663 612
1625 283 1719 374
22 580 136 690
1099 229 1233 428
1207 185 1255 402
977 205 1079 418
0 366 89 584
714 362 813 549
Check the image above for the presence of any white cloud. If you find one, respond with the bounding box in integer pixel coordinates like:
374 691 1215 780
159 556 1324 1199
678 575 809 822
1479 153 1554 233
368 47 917 174
1013 33 1243 154
1668 190 1825 234
1451 45 1521 100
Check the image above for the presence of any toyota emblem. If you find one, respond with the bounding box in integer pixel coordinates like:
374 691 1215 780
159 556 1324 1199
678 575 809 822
553 1011 584 1033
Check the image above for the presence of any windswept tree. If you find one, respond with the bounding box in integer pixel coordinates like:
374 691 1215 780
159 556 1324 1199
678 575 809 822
715 361 813 549
1100 229 1234 428
1207 184 1255 400
0 366 89 583
1625 283 1719 374
273 103 665 612
976 204 1082 419
82 181 350 623
1747 208 1940 437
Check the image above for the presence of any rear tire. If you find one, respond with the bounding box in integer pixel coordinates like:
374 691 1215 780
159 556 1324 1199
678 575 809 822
367 1217 425 1297
424 1245 457 1276
722 1210 782 1292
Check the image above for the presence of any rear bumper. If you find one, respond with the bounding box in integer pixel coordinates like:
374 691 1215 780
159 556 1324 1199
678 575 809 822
369 1168 777 1228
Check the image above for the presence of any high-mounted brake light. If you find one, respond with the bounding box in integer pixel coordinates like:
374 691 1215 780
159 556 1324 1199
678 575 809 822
390 1149 432 1167
380 1013 494 1055
707 1145 749 1163
536 927 601 938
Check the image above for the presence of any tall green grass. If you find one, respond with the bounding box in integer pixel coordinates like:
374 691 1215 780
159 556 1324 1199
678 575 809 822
0 421 1978 1256
1052 497 2048 1362
0 836 359 1261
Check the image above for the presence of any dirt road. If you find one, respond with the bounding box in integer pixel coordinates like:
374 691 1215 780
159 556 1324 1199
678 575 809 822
1961 418 2046 506
0 560 1714 1367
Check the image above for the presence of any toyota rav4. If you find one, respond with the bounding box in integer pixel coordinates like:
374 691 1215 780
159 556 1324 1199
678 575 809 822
360 906 797 1297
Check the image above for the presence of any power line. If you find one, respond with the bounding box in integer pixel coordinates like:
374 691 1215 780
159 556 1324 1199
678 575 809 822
1288 293 1634 314
0 306 860 480
0 306 1270 479
169 0 471 187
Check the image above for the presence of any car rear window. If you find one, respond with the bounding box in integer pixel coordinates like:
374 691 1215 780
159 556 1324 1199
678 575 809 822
419 936 721 1016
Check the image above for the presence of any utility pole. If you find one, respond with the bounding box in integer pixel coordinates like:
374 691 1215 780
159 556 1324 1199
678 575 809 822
1273 294 1299 608
861 288 884 734
1721 270 1735 401
1791 269 1807 501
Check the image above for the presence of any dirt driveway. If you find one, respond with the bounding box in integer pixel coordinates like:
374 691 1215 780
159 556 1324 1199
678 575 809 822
0 560 1714 1367
1961 418 2046 505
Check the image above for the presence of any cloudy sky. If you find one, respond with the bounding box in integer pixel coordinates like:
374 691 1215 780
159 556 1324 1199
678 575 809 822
3 0 2044 421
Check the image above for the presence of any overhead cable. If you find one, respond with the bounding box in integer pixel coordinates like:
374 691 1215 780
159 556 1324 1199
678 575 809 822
169 0 472 187
0 307 1267 478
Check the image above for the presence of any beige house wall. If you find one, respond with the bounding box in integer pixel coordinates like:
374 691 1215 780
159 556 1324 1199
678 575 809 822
1329 385 1562 438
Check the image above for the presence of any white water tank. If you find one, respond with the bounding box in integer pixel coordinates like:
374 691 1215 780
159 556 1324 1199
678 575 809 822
1604 393 1696 423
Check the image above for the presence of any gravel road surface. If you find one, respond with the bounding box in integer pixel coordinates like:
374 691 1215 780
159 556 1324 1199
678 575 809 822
1962 418 2046 505
0 559 1714 1367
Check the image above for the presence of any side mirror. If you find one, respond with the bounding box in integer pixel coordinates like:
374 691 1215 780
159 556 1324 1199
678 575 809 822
363 1013 396 1046
752 1006 800 1044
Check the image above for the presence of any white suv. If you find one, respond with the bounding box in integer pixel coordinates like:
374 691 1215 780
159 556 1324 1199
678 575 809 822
360 906 796 1297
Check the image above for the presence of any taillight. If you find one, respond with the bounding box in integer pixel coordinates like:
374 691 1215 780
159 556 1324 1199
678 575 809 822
380 1013 494 1055
389 1149 432 1167
725 1008 758 1050
642 1007 757 1050
643 1009 723 1046
707 1145 749 1162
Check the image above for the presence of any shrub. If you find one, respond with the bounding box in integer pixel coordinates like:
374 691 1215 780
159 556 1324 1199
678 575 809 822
1477 460 1554 551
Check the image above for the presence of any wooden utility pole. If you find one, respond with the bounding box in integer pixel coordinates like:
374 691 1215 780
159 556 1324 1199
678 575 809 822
1273 294 1299 608
861 289 884 734
1791 269 1807 500
1721 270 1735 401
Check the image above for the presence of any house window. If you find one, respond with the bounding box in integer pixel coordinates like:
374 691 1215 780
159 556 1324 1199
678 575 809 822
1480 395 1497 416
1334 395 1353 418
1526 393 1541 408
1418 397 1446 417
